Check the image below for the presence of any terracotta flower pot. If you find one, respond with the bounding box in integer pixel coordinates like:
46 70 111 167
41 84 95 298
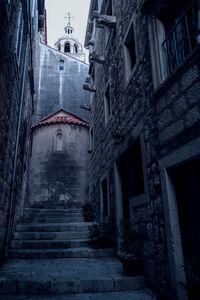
84 214 94 222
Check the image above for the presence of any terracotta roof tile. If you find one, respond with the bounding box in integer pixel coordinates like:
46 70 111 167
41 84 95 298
32 109 89 129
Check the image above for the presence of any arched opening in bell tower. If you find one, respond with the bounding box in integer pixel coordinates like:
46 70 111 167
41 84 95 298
74 44 78 53
64 42 70 53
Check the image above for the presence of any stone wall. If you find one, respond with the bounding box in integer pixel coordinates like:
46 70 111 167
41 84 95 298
27 123 89 208
0 0 43 260
34 44 90 123
87 0 200 298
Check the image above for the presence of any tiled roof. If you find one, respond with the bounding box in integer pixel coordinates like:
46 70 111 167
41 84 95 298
32 109 89 129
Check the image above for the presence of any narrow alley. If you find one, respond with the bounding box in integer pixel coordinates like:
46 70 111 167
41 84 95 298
1 0 200 299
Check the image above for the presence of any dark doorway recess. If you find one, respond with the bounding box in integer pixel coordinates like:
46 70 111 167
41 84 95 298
173 157 200 300
64 43 70 53
118 138 144 228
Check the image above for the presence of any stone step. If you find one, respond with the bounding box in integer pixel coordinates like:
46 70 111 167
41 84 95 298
0 258 147 295
11 239 96 249
14 231 90 240
24 208 83 213
16 222 93 232
0 290 155 299
22 217 85 223
9 247 115 259
23 212 84 218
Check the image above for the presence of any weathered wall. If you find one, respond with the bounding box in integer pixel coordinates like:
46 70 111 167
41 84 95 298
0 0 40 260
34 44 90 123
27 123 89 208
86 0 200 298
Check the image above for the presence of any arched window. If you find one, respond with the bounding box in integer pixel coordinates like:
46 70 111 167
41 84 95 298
58 44 61 51
64 42 70 53
56 133 62 151
74 44 78 53
59 60 64 71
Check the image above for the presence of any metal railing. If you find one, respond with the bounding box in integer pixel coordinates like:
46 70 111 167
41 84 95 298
162 0 199 77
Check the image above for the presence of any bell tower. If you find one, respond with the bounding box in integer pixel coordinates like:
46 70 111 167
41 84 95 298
54 12 85 62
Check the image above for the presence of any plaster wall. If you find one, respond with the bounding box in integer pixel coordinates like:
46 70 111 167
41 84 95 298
34 44 90 123
27 123 89 208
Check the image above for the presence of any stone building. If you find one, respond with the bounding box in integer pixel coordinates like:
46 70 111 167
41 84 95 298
85 0 200 299
0 0 45 260
28 19 90 210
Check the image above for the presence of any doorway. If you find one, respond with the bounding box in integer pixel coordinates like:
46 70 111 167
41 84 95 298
172 158 200 300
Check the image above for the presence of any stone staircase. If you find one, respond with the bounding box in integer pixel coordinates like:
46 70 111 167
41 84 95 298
0 207 156 299
9 207 114 259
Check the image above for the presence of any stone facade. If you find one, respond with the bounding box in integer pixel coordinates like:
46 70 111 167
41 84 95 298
33 43 90 123
27 111 89 209
28 20 90 211
0 0 45 260
85 0 200 299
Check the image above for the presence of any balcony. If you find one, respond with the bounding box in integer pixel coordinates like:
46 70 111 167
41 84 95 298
162 0 199 78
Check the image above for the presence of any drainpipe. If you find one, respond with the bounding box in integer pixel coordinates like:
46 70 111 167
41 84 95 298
4 35 30 258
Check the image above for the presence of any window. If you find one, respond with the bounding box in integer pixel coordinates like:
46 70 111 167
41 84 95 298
123 14 138 82
15 3 24 67
104 0 114 48
58 44 61 51
64 42 70 53
100 175 110 222
74 44 78 53
89 126 94 153
162 0 199 77
56 133 63 151
146 0 199 86
59 60 64 70
104 82 112 124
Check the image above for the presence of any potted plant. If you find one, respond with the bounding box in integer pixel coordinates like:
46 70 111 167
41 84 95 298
117 225 144 276
82 203 94 222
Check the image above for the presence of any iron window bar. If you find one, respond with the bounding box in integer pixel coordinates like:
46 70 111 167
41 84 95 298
162 0 199 78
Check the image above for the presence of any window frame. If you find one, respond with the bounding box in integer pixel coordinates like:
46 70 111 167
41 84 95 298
104 79 112 125
103 0 114 50
15 2 24 68
89 126 94 154
146 0 200 89
123 12 139 86
100 173 110 223
59 60 64 71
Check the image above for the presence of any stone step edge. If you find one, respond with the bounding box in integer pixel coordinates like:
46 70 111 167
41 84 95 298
8 247 115 258
17 222 93 226
0 289 156 300
0 275 145 295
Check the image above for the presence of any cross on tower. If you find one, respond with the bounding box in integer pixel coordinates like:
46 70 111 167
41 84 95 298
65 12 74 24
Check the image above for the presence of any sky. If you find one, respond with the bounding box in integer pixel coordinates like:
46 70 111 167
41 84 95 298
45 0 91 49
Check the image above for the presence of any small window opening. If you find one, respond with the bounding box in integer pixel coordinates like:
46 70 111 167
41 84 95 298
124 23 136 75
106 0 112 16
64 42 70 53
101 177 109 218
59 60 64 71
89 127 94 153
74 44 78 53
56 133 62 151
104 83 111 123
